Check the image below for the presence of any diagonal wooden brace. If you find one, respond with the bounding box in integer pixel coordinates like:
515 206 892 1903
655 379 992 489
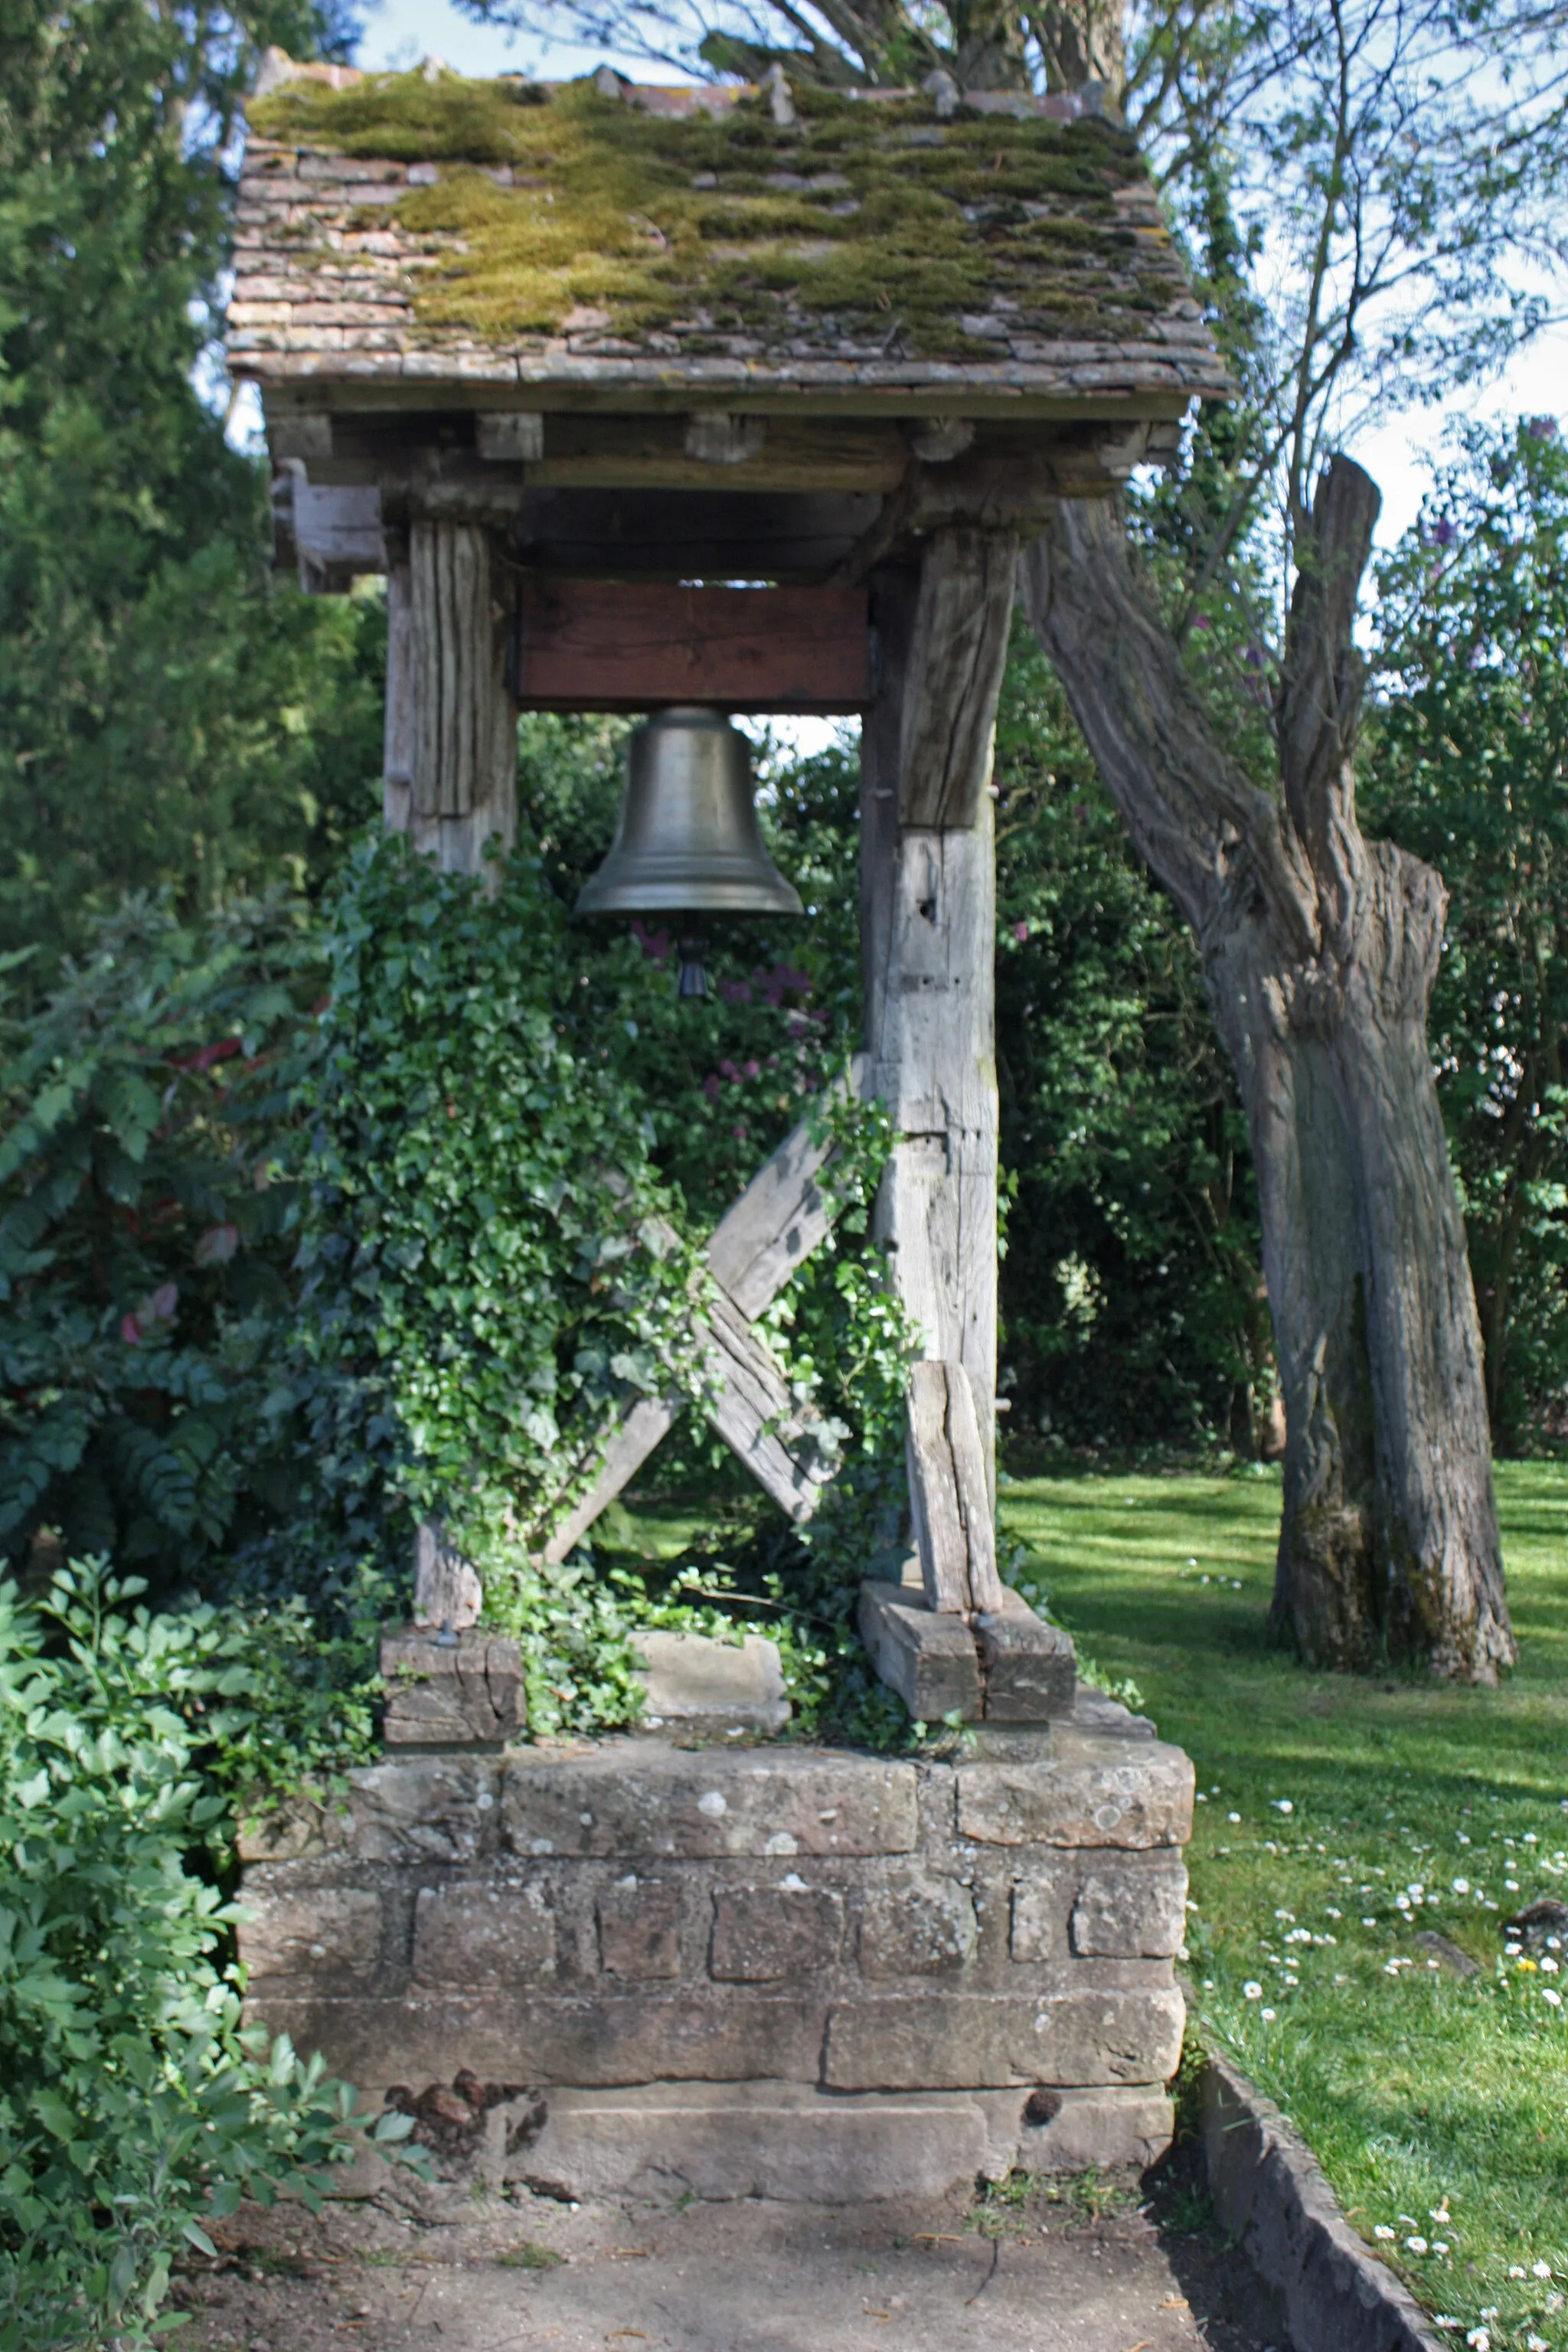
540 1058 866 1563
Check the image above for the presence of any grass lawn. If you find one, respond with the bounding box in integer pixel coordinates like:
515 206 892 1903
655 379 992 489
999 1459 1568 2352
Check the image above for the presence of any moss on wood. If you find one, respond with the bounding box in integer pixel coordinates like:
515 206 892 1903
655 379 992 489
248 72 1184 356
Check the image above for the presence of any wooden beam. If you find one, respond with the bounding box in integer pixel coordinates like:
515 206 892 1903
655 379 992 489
905 1361 1004 1615
514 580 872 714
541 1395 678 1567
514 489 882 583
862 561 1000 1503
704 1292 836 1524
521 413 907 495
407 518 517 872
707 1056 867 1318
899 528 1018 827
539 1074 865 1560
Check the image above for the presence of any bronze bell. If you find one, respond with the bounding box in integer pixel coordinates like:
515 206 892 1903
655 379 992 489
575 707 804 921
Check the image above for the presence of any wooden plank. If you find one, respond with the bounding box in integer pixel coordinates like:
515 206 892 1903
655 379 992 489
945 1361 1004 1612
706 1056 867 1318
540 1394 678 1566
905 1361 1002 1615
407 518 517 874
292 479 381 590
900 527 1018 828
906 1361 973 1613
522 413 907 495
514 489 883 583
514 580 872 714
703 1292 835 1524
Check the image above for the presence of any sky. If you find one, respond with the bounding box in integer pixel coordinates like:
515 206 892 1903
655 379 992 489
350 0 1568 551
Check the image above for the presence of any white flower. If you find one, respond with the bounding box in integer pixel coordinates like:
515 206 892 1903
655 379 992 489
1533 2262 1553 2280
1543 1955 1560 1973
1383 1959 1403 1975
1275 1908 1295 1921
1396 1893 1413 1911
1452 1878 1470 1893
1406 2236 1429 2254
1260 2006 1277 2020
1511 2266 1528 2279
1433 2241 1450 2256
1274 1798 1294 1814
1432 2320 1462 2331
1243 1981 1263 1999
1527 2335 1549 2351
1429 2207 1451 2223
1325 1904 1342 1918
1364 1915 1379 1926
1229 1811 1242 1823
1374 2225 1396 2241
1465 2330 1490 2350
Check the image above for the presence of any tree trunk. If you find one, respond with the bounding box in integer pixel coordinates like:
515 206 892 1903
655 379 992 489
1021 465 1517 1682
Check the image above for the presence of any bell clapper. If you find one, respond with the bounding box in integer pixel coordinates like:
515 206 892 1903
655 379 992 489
676 935 710 999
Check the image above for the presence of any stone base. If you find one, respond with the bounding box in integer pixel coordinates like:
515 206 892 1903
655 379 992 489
631 1628 791 1738
239 1697 1192 2193
504 2080 1173 2202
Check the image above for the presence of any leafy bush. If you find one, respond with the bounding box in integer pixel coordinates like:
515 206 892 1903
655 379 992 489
0 896 324 1592
0 1562 408 2352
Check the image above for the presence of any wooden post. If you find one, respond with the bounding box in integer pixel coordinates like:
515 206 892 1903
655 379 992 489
384 516 519 1625
404 516 517 880
863 529 1015 1534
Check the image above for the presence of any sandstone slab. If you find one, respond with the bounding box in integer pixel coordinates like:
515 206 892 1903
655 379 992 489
958 1733 1193 1849
501 1742 917 1860
412 1881 555 1986
632 1628 790 1734
238 1887 381 1980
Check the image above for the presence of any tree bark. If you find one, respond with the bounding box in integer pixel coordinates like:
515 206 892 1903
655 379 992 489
1020 463 1517 1683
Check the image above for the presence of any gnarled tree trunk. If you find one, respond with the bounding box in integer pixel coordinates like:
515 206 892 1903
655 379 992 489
1021 460 1517 1681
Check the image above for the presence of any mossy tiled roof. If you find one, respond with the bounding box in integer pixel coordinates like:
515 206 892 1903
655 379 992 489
232 64 1227 407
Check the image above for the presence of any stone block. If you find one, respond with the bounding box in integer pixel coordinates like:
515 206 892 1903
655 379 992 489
238 1887 381 1980
857 1580 981 1722
957 1729 1194 1850
1008 1867 1074 1962
710 1882 844 1981
822 1985 1184 2091
510 2082 997 2202
858 1870 977 1978
632 1629 790 1735
597 1876 682 1979
501 1741 916 1861
381 1624 524 1747
246 1991 829 2097
1018 2085 1174 2172
347 1758 501 1864
1070 1860 1187 1958
974 1591 1076 1720
411 1882 555 1987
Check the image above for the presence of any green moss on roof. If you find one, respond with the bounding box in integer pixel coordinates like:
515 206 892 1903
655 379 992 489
248 72 1174 355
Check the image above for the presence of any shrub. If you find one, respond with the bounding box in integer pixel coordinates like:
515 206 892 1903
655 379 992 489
0 1561 410 2351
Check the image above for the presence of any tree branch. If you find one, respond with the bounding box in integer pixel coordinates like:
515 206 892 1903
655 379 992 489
1019 500 1318 960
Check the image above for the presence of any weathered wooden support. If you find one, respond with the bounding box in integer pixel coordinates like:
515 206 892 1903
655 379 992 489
384 520 520 1623
900 528 1018 826
514 580 872 714
539 1063 867 1564
382 547 414 831
407 517 518 878
862 537 1013 1524
905 1360 1005 1615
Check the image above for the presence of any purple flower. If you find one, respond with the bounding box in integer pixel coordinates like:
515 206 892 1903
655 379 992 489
702 1073 721 1102
720 978 752 1004
1527 414 1558 439
1432 518 1456 547
1012 920 1030 943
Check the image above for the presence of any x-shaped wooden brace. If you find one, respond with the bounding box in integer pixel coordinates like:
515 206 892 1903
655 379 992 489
539 1058 867 1566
